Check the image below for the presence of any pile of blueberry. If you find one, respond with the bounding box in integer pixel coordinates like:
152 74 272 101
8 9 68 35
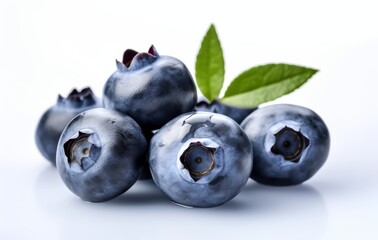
35 46 330 208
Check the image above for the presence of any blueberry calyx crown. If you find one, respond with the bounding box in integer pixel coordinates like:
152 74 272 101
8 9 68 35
57 87 96 108
271 126 310 163
116 45 159 71
63 130 101 170
180 142 216 181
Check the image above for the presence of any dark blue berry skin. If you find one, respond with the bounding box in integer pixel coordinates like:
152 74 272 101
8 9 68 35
195 98 257 124
56 108 147 202
103 45 197 130
35 87 102 166
241 104 330 186
149 112 253 208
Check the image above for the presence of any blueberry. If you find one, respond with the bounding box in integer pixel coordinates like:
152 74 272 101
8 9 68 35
241 104 330 186
35 87 102 165
56 108 147 202
103 45 197 130
149 112 253 207
195 98 257 124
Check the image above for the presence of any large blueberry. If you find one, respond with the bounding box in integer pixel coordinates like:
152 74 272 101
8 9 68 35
56 108 147 202
149 112 253 208
241 104 330 186
195 98 257 124
35 87 102 165
103 45 197 130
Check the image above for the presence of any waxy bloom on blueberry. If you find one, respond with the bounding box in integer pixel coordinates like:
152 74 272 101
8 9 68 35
103 45 197 130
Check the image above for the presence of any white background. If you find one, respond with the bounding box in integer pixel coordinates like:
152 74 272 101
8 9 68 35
1 0 377 239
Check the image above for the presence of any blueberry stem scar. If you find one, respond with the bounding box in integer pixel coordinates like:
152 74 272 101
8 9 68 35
180 142 215 180
63 130 101 169
271 126 310 163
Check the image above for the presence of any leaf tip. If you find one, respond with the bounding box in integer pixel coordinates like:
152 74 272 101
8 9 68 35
207 23 217 34
307 67 319 77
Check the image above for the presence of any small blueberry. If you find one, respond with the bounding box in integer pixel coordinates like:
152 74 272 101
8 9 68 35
103 45 197 130
241 104 330 186
149 112 253 207
56 108 147 202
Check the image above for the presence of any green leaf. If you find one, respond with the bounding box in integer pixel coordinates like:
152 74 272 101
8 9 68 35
221 64 318 108
195 24 225 101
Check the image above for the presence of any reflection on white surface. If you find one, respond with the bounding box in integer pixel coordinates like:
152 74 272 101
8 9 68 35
31 165 327 240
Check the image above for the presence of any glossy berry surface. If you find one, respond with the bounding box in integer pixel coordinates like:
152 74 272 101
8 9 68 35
35 87 102 165
149 112 253 208
56 108 147 202
241 104 330 186
195 98 257 124
103 45 197 130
